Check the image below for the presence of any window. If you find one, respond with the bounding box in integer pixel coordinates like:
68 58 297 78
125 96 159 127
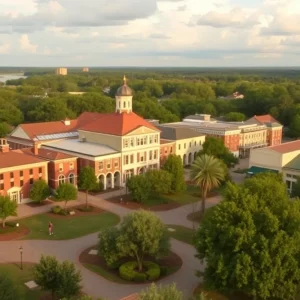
0 174 3 180
170 147 173 153
124 156 129 165
194 141 196 146
149 136 153 144
20 180 24 187
0 184 3 190
69 173 75 185
20 171 23 177
114 161 119 168
130 138 134 147
189 142 191 148
184 143 186 149
154 150 157 159
10 172 14 179
137 138 140 146
154 135 158 143
178 144 181 150
130 154 134 164
70 162 74 170
106 160 111 169
30 169 33 175
143 137 147 145
39 167 42 173
99 162 103 170
58 175 65 185
30 178 34 185
164 147 167 154
59 163 63 172
10 182 14 188
123 139 129 148
123 101 126 108
149 150 153 160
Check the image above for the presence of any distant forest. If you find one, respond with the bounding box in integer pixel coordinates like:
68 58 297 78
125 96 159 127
1 67 300 138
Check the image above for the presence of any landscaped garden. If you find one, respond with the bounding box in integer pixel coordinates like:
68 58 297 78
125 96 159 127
81 210 183 284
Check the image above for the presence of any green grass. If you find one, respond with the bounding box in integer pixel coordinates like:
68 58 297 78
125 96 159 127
167 225 195 245
83 263 128 284
143 185 201 207
0 263 45 300
20 212 120 240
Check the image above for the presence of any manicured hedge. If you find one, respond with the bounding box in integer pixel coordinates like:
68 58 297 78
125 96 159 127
119 261 161 282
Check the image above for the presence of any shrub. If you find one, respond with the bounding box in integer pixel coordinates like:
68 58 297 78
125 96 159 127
144 261 160 281
134 272 147 282
119 261 136 281
126 175 151 203
119 261 161 282
51 206 62 214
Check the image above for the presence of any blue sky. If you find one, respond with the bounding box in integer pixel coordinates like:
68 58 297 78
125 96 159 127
0 0 300 67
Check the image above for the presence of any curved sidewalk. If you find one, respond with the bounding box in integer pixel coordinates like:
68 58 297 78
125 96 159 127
1 192 221 299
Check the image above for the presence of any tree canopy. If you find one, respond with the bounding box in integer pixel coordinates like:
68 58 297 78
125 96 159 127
99 210 170 271
0 196 17 228
56 183 78 208
195 173 300 300
199 137 238 167
30 180 50 203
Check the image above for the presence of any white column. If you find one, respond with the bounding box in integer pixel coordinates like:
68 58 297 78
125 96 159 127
111 174 115 189
103 175 107 190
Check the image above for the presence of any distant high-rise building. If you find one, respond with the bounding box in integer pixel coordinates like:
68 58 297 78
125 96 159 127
55 68 68 76
82 67 89 72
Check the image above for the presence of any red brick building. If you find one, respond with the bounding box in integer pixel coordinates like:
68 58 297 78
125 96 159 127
21 146 78 190
0 139 48 204
160 139 176 164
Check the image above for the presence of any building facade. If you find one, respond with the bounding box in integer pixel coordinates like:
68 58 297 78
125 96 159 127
55 67 68 76
249 140 300 193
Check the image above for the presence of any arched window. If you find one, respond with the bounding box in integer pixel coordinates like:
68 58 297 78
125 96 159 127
123 101 126 108
68 173 74 185
58 175 65 185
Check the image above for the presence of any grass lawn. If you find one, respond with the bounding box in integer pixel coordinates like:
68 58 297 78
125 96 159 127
20 212 120 240
167 225 195 245
144 185 201 207
0 263 46 300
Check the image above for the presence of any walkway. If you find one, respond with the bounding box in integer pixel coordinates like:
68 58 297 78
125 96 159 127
3 190 222 300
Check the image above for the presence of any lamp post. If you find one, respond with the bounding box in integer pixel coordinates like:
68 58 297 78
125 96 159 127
19 246 23 270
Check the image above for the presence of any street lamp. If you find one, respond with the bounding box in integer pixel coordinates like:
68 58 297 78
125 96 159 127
19 246 23 270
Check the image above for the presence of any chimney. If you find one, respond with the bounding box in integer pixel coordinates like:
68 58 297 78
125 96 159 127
0 138 9 153
63 118 71 126
33 142 39 155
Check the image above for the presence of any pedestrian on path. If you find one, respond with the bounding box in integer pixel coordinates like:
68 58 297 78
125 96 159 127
48 221 53 235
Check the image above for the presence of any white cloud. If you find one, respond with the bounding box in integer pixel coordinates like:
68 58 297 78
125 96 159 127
0 43 10 54
19 34 38 53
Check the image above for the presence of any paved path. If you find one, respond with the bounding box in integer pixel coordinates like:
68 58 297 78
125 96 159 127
3 190 222 300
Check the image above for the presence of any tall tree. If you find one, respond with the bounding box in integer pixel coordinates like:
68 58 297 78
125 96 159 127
162 154 186 193
190 154 225 213
56 183 78 208
0 196 17 228
199 137 238 167
34 255 81 300
30 180 50 204
0 122 11 138
78 166 98 208
195 173 300 300
99 210 170 272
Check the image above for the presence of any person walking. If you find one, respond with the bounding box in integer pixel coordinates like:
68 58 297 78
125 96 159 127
48 222 53 236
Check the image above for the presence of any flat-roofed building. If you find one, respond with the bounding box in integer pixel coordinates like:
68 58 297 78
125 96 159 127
55 67 68 76
249 140 300 193
82 67 89 72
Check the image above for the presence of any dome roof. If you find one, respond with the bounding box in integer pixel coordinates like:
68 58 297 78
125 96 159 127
115 76 133 97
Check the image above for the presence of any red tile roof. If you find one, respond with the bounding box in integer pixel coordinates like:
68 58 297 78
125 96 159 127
0 150 46 169
21 148 76 161
15 112 105 140
269 140 300 154
80 112 159 136
253 114 278 124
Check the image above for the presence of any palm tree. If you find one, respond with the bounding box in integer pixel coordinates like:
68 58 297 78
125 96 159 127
190 154 225 213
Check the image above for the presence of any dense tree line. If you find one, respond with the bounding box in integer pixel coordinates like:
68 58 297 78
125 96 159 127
2 70 300 137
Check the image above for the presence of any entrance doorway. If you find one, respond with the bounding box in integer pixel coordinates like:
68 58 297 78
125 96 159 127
10 191 20 203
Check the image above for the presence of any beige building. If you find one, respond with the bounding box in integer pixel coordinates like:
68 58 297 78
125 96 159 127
249 140 300 193
157 125 205 165
55 67 68 76
82 67 89 72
